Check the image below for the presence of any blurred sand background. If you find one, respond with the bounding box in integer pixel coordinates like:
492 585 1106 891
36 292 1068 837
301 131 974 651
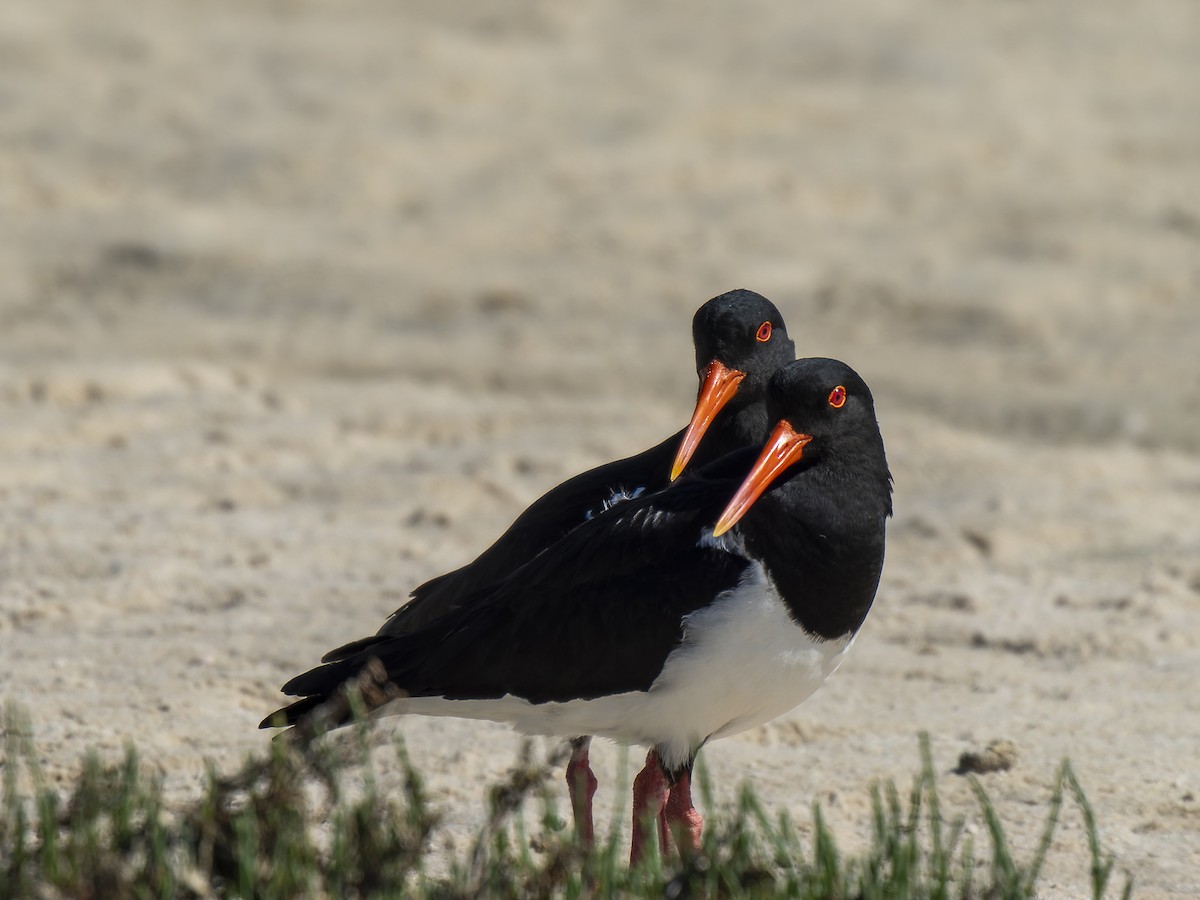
2 1 1198 895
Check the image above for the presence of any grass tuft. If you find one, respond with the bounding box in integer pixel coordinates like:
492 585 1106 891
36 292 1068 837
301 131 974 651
0 703 1131 898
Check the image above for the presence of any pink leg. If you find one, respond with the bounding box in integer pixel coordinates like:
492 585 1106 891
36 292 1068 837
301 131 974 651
629 749 670 866
664 770 703 857
566 738 598 847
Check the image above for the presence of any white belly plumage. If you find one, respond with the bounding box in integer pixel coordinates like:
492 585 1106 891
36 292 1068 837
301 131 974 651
400 563 854 771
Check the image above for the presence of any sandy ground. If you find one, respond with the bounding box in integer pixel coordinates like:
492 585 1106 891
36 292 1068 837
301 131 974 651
2 1 1199 895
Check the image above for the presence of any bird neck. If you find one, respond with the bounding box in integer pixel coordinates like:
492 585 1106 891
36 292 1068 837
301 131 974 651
739 461 891 640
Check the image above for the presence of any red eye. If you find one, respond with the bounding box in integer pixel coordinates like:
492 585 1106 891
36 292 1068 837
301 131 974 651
828 385 847 408
755 322 772 342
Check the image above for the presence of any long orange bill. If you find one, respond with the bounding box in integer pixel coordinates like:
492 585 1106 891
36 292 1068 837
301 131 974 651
670 360 747 481
712 420 812 537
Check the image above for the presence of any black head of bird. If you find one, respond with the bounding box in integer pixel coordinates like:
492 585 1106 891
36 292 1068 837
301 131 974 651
673 289 797 480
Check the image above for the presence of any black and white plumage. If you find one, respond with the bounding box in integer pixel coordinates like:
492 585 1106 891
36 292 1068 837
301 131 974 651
272 289 796 855
262 357 892 861
358 288 796 640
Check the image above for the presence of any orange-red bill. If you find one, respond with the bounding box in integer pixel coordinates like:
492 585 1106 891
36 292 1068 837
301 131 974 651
712 420 812 536
670 360 747 481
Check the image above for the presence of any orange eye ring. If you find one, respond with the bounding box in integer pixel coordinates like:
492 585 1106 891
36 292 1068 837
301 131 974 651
755 322 772 342
828 385 847 408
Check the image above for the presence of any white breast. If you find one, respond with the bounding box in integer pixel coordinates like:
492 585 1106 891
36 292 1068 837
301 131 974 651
402 563 854 771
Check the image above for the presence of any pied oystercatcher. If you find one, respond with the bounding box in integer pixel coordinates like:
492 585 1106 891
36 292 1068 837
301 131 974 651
314 289 795 846
263 357 892 863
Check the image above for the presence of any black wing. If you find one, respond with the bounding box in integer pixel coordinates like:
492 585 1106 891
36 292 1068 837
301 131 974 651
372 429 683 637
263 449 757 728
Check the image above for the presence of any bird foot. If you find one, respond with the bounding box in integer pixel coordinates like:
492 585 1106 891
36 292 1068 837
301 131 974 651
630 749 670 865
566 738 598 847
665 772 703 857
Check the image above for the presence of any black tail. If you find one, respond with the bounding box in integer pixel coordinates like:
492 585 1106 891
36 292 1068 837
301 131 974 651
257 695 325 729
259 656 405 732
